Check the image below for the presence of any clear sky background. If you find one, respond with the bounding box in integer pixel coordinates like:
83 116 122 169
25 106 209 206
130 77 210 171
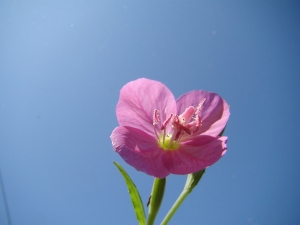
0 1 299 225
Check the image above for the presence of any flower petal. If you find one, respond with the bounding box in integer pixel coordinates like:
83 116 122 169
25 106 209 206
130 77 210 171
110 126 170 178
176 90 230 137
116 78 176 136
162 136 227 175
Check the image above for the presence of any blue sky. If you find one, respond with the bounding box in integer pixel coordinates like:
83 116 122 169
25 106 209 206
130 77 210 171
0 1 299 225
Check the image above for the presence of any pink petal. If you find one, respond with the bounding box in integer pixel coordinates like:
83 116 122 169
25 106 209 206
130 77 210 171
176 90 230 137
162 136 227 175
116 78 176 136
110 126 170 178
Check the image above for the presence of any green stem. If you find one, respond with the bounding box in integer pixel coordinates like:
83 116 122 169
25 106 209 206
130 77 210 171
160 189 190 225
161 170 205 225
147 178 166 225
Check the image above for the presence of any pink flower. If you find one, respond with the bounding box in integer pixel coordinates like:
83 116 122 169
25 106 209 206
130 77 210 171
110 78 230 178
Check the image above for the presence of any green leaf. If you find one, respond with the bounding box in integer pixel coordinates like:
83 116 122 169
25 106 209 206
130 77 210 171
113 162 146 225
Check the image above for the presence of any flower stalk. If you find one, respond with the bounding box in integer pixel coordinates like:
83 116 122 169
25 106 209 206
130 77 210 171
161 170 205 225
147 178 166 225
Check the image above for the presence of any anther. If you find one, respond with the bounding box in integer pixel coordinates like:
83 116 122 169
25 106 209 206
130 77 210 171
153 109 160 125
195 98 206 116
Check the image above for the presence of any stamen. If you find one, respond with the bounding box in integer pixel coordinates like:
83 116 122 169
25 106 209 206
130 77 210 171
161 113 173 145
161 113 173 130
195 98 206 116
153 127 159 140
153 109 160 125
192 115 201 134
152 109 160 139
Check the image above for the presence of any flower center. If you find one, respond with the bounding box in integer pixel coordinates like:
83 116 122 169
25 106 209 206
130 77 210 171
158 135 179 150
153 99 205 151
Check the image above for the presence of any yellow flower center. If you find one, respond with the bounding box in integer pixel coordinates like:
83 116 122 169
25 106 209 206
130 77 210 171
158 135 179 151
